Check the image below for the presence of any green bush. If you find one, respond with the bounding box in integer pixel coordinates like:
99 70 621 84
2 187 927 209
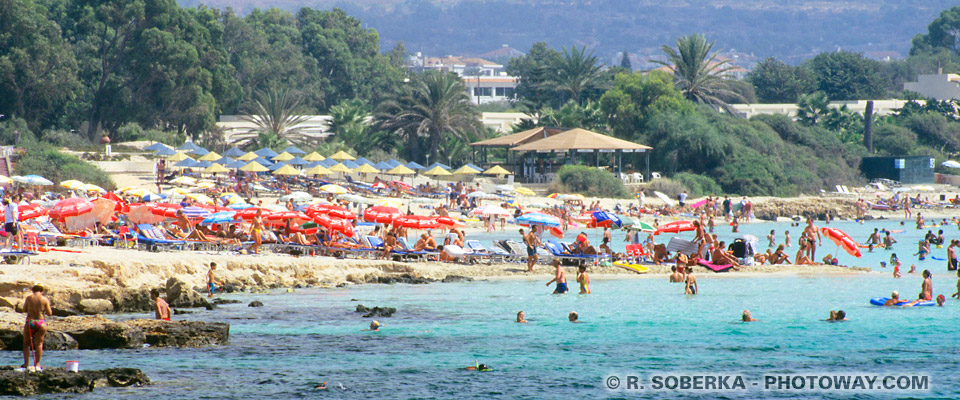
672 173 721 196
40 129 91 148
642 177 688 198
552 165 630 198
15 143 116 191
115 122 183 146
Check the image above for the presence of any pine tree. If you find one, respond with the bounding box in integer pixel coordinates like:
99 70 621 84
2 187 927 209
619 50 632 70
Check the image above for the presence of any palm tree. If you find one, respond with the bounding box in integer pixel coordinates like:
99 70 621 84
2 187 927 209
551 45 603 106
655 34 743 113
232 89 313 148
796 91 830 126
326 99 370 151
374 71 481 162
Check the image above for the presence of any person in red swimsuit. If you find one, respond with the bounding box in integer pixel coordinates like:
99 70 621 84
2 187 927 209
22 284 52 371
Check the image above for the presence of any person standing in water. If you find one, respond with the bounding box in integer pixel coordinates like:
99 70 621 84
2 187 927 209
802 217 821 261
684 266 698 295
948 240 958 271
920 270 933 301
152 289 171 321
21 284 52 372
545 259 568 294
576 265 590 294
206 262 223 298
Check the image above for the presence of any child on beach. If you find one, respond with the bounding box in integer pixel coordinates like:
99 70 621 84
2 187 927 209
894 264 901 278
784 231 791 248
206 262 223 298
767 230 776 247
731 217 739 233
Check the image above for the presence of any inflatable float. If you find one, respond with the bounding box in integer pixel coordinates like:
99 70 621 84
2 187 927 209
696 258 735 272
611 261 649 274
869 297 935 307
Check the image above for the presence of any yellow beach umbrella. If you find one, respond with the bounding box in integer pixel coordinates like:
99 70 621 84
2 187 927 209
203 163 230 174
482 165 513 176
354 164 380 174
196 181 216 189
303 152 325 162
320 184 348 194
376 198 404 208
186 193 214 205
80 183 106 194
305 165 332 176
127 188 155 197
60 180 85 190
273 164 301 176
272 152 295 162
423 166 451 176
238 151 259 161
240 161 269 172
164 187 191 197
198 151 222 162
167 152 191 162
514 187 536 196
328 163 353 173
329 150 355 161
386 165 415 175
451 165 480 175
170 176 197 186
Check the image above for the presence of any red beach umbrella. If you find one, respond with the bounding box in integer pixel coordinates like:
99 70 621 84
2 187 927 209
149 203 182 219
235 207 272 220
10 203 48 222
314 214 355 238
265 210 311 225
48 198 94 221
305 204 355 220
821 227 862 258
363 206 401 224
655 220 695 235
392 215 439 230
435 215 463 228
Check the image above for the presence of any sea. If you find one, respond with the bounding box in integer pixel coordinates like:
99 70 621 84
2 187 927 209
34 218 960 399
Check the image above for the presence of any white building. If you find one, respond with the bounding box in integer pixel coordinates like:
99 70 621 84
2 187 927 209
462 76 518 105
731 99 918 119
904 73 960 101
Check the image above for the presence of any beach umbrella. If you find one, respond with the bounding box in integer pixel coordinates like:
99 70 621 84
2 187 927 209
656 220 695 235
203 163 230 174
170 176 197 186
213 156 234 165
341 160 360 169
363 206 401 223
354 164 380 174
375 198 404 208
392 215 439 230
142 193 165 202
313 214 355 237
451 165 480 175
281 145 306 155
482 165 512 176
465 163 482 172
176 142 204 152
386 165 415 175
238 151 259 161
273 164 301 176
219 192 244 203
426 162 451 171
201 211 237 225
354 157 374 166
222 147 245 158
174 158 200 168
514 187 535 196
329 150 355 161
556 193 585 202
60 180 85 190
338 194 370 204
516 212 561 228
286 157 310 166
222 159 247 169
272 152 295 162
167 152 192 162
195 161 213 169
235 207 270 220
48 197 94 220
163 187 191 197
196 181 216 190
371 182 388 189
240 161 269 172
249 157 272 166
318 158 338 167
15 203 48 222
588 211 622 228
13 175 53 186
626 221 656 233
265 210 311 225
280 191 313 203
423 166 451 177
91 198 118 224
942 160 960 169
653 191 673 205
383 159 402 168
0 176 11 185
821 227 862 258
527 203 550 209
127 204 166 224
468 191 499 200
186 193 215 205
145 142 173 152
320 184 349 194
254 147 279 159
471 204 511 216
303 152 325 162
198 151 222 162
405 161 425 170
190 147 210 156
149 203 182 218
80 183 106 194
305 203 355 220
153 147 177 156
228 202 253 210
180 205 212 218
328 163 353 174
436 216 463 228
373 161 391 171
305 165 332 176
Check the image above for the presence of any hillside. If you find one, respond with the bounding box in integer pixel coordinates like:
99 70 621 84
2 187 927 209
177 0 960 62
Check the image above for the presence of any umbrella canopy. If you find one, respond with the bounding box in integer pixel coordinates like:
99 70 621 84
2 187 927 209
426 162 451 170
281 145 306 155
222 147 245 158
514 187 535 196
363 206 401 223
254 147 279 158
392 215 439 230
656 220 695 235
177 142 204 152
313 214 355 237
341 160 360 169
303 152 325 162
338 194 370 204
203 163 230 174
268 162 288 171
280 191 313 203
465 163 483 172
0 176 13 185
386 165 415 175
163 187 191 197
48 198 94 220
13 175 53 186
265 210 312 225
354 164 380 174
223 159 247 169
180 205 212 218
79 183 106 194
471 204 511 216
174 158 200 168
286 157 309 166
516 212 561 227
273 164 301 176
272 151 295 162
252 157 273 166
127 205 166 225
167 152 192 162
329 150 356 161
153 147 177 156
238 151 259 161
376 198 404 208
126 188 155 197
240 161 270 172
405 161 426 170
170 176 197 186
235 207 272 220
482 165 512 175
373 161 392 170
942 160 960 169
201 211 237 225
305 203 355 220
142 193 165 202
423 166 451 176
384 159 402 168
145 142 173 152
186 193 215 205
319 158 339 167
305 165 332 176
198 151 222 162
527 202 550 208
653 191 673 205
626 221 656 233
320 184 349 194
328 163 353 173
196 181 216 189
354 157 374 166
821 227 862 258
451 165 480 175
60 180 85 190
13 203 48 222
589 211 622 228
467 191 499 199
195 160 213 169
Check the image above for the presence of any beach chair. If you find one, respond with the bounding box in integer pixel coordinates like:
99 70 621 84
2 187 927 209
545 239 602 266
0 249 35 264
397 237 437 261
135 224 186 252
625 244 650 263
503 240 536 263
114 226 138 249
466 240 507 263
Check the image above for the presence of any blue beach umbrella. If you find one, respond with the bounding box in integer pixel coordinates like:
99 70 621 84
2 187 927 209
142 193 166 202
228 203 253 210
385 159 402 168
373 161 392 171
253 157 273 166
268 162 288 171
175 159 199 168
426 162 451 170
319 158 338 167
281 145 306 155
154 147 177 156
287 157 310 166
145 143 173 152
188 147 209 156
201 211 237 225
214 156 233 165
516 212 561 227
177 142 204 152
355 157 374 166
405 161 425 170
222 147 245 158
254 147 279 158
180 206 211 219
466 163 483 172
223 159 247 169
591 211 622 228
195 161 213 169
341 160 360 169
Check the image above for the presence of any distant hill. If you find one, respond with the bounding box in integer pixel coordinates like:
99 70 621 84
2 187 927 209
177 0 960 63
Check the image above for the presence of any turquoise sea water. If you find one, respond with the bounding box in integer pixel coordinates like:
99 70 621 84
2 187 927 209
26 218 960 399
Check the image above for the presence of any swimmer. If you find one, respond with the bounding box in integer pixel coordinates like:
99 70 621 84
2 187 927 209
576 265 590 294
568 311 580 323
920 270 932 301
315 382 327 390
833 310 847 321
825 310 837 321
545 259 568 294
937 294 945 306
668 265 684 283
908 264 916 274
741 310 757 322
516 311 527 323
893 264 901 278
465 361 492 371
366 320 382 331
883 291 902 306
684 266 698 295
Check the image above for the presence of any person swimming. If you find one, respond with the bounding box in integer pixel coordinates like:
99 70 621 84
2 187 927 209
568 311 580 323
516 311 527 323
576 265 590 294
546 260 568 294
741 310 757 322
465 361 492 371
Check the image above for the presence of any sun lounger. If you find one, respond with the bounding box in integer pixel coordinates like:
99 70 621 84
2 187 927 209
135 224 187 252
0 249 36 264
665 237 700 256
546 239 604 265
466 240 508 263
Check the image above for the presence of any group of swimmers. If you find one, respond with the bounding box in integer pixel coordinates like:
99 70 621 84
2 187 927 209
515 310 581 323
544 259 590 294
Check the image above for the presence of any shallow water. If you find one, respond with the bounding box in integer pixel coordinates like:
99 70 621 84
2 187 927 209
47 272 960 399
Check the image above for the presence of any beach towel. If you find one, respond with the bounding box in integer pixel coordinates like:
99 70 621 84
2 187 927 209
697 258 734 272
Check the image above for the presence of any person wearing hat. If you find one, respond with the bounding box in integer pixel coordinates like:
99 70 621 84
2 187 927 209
21 283 52 372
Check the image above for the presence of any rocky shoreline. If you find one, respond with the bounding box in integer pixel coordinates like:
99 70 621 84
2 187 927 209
0 367 149 396
0 316 228 350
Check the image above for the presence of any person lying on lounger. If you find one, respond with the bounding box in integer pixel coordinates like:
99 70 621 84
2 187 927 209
711 241 741 269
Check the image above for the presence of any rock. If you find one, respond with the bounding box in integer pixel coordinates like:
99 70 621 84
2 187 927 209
77 299 114 315
441 275 473 283
248 301 263 307
211 299 242 305
0 316 229 350
0 367 149 396
375 274 434 285
172 309 195 315
165 278 210 309
203 302 217 311
355 304 396 318
125 320 229 348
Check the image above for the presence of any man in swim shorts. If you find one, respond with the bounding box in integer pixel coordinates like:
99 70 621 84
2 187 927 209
207 262 222 298
152 288 171 321
22 284 52 371
522 228 539 272
546 259 567 294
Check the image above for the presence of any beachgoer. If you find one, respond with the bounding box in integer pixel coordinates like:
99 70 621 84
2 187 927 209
522 228 540 272
152 288 171 321
568 311 580 323
516 311 527 323
767 230 776 247
576 266 590 294
684 267 698 295
883 291 902 306
883 232 897 249
826 310 837 321
802 217 821 261
937 294 945 306
206 262 222 298
669 265 684 282
784 231 791 248
465 362 492 371
867 229 880 246
834 310 847 321
893 264 901 278
920 270 933 300
21 284 51 372
251 208 264 254
3 197 20 250
948 240 958 271
731 216 739 233
546 259 568 294
369 320 381 331
741 310 757 322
